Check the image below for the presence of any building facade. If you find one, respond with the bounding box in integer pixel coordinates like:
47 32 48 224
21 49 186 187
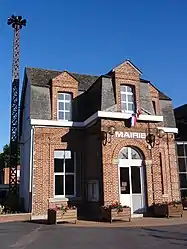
19 60 180 219
174 104 187 199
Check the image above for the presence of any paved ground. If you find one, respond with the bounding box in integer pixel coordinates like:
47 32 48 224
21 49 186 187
1 220 187 249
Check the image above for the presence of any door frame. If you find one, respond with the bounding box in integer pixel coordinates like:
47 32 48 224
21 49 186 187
118 158 146 215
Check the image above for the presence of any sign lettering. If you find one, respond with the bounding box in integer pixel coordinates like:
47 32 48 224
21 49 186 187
115 131 146 139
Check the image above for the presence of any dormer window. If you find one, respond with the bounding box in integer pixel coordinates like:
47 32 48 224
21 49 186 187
120 85 135 113
58 93 72 121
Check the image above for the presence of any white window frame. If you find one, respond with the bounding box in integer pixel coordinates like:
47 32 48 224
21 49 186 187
57 93 72 121
87 180 99 202
54 150 76 198
120 85 135 114
177 142 187 197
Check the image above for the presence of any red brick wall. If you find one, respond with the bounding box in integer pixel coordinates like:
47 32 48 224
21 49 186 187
32 123 180 216
32 127 83 217
99 61 180 208
101 119 180 207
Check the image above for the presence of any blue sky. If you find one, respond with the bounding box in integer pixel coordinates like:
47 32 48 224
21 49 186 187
0 0 187 151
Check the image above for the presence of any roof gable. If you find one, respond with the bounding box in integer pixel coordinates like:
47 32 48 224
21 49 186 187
52 71 78 87
112 59 142 74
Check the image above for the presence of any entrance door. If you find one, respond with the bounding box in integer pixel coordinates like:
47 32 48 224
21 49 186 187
118 147 145 214
119 167 131 208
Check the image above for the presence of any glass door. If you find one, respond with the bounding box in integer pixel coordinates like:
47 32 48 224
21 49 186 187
119 167 131 208
131 166 144 213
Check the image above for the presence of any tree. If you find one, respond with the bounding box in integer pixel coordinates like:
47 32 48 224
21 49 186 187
0 144 20 169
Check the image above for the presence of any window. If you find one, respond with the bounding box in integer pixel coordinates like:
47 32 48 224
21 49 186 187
118 147 142 160
131 166 141 194
87 180 99 202
54 150 76 197
152 101 156 114
120 85 135 113
177 142 187 198
57 93 72 121
159 152 164 194
120 168 130 194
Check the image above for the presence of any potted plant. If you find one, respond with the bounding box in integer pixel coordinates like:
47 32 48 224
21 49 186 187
153 201 183 218
48 204 77 224
0 205 5 215
100 201 131 223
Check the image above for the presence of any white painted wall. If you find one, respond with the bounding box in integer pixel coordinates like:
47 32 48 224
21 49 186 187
20 79 32 212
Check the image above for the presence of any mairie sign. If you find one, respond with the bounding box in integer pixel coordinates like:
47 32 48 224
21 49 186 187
115 131 146 139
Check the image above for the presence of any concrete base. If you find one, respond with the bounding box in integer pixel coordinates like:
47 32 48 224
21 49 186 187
31 214 47 220
0 213 31 223
131 213 143 218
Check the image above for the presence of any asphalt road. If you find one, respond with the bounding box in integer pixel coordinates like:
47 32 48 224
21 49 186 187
0 221 187 249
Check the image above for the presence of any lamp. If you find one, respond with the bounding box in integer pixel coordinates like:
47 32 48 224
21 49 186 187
146 127 165 148
108 126 116 136
157 129 165 138
146 133 155 148
101 126 116 145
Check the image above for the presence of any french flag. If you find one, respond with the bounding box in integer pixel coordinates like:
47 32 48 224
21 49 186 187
130 110 141 127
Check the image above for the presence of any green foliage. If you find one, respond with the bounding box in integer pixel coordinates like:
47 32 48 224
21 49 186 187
4 192 20 213
0 204 5 214
0 144 20 169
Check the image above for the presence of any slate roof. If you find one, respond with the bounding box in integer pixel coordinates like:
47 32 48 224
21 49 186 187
26 68 171 101
71 73 99 91
26 67 99 91
20 66 176 130
140 78 171 101
26 67 61 87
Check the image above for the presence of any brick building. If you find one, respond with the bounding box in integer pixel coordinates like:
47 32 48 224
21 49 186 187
19 60 180 220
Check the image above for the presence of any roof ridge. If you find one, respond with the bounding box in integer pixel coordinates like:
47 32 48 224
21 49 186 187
70 72 99 77
26 67 99 78
26 67 63 73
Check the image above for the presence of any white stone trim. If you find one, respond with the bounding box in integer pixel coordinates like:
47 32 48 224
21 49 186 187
157 127 178 134
138 114 163 122
30 119 84 127
97 111 163 122
31 111 164 128
49 197 69 202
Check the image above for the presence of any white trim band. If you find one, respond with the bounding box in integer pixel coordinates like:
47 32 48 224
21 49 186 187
31 111 163 128
30 119 84 127
157 127 178 134
97 111 163 122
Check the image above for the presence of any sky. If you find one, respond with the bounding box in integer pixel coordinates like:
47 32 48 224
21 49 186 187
0 0 187 151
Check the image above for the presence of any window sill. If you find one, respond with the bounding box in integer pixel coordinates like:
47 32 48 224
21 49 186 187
57 119 72 122
121 111 134 114
51 197 69 202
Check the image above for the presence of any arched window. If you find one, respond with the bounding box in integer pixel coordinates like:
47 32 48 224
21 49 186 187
118 147 142 160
